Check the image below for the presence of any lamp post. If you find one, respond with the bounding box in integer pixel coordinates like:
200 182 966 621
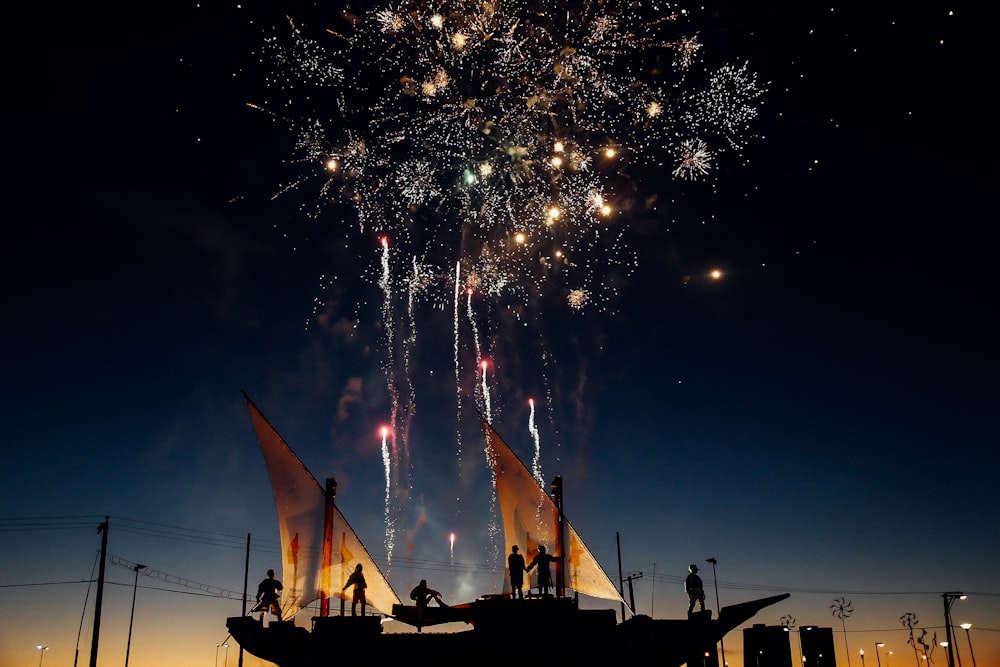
940 642 953 667
860 648 866 666
706 558 725 666
215 643 222 667
942 592 966 667
223 642 230 667
125 564 146 667
959 624 977 667
36 644 49 667
875 642 884 667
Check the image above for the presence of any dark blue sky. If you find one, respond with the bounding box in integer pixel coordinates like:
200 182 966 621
3 2 997 666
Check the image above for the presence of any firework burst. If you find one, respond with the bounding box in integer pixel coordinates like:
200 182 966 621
252 0 766 312
247 0 766 563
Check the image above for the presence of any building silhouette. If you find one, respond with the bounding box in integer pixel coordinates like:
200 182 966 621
743 623 793 667
800 625 837 667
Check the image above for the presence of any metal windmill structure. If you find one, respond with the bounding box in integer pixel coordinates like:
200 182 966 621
831 597 855 667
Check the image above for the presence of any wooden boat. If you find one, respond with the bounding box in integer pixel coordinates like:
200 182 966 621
227 395 788 666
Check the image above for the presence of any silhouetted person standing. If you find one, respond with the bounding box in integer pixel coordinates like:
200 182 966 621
342 563 367 616
685 564 706 616
508 545 526 599
252 569 283 622
526 545 562 596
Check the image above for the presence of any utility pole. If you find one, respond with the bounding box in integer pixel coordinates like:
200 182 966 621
89 517 109 667
625 572 643 617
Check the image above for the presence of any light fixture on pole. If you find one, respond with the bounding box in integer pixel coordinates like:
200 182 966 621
706 557 725 666
36 644 49 667
223 642 230 667
942 592 966 667
959 623 976 667
125 564 146 667
215 643 222 667
860 648 865 666
875 642 885 667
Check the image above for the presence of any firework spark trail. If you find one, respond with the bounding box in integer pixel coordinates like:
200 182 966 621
528 398 543 486
452 260 463 475
464 289 489 421
479 360 491 424
380 426 396 562
378 237 402 559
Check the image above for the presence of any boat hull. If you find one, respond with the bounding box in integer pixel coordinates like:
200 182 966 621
227 593 789 667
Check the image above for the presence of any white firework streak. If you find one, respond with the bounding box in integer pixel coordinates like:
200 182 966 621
378 238 400 560
528 398 543 486
380 427 395 563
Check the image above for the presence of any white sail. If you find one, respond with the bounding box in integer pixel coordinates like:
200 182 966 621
480 414 625 604
245 393 402 618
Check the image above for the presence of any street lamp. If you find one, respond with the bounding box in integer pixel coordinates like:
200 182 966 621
960 624 977 667
942 592 966 667
125 564 146 667
860 648 865 666
36 644 49 667
215 643 222 667
223 642 230 667
706 558 726 666
875 642 885 667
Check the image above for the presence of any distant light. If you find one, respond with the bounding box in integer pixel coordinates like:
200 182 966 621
960 623 971 630
326 159 339 172
710 269 723 280
605 147 616 158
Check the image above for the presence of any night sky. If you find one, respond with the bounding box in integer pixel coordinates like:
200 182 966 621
3 2 997 667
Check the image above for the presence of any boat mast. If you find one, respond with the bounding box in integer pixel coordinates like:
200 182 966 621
320 478 336 617
551 476 566 597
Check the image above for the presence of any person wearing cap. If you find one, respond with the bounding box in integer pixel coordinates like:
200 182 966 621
252 568 283 622
685 564 706 616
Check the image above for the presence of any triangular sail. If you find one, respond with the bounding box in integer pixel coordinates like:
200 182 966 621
480 414 625 605
244 393 402 618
